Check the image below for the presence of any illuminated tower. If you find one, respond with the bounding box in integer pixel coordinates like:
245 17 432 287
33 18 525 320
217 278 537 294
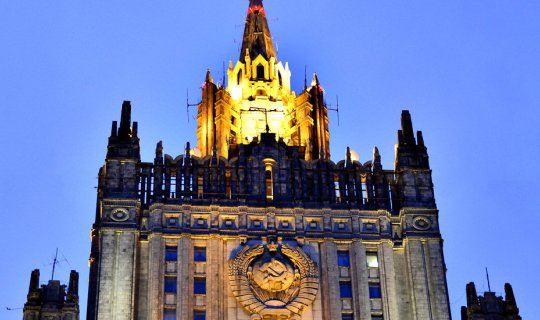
197 0 330 160
87 1 452 319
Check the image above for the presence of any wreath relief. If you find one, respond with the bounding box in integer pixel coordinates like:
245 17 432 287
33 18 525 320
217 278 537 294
229 242 319 320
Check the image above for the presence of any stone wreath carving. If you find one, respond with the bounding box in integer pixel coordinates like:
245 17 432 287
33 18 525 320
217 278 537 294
229 242 319 320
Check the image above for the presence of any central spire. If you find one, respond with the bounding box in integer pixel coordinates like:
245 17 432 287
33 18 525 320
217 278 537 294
240 0 276 63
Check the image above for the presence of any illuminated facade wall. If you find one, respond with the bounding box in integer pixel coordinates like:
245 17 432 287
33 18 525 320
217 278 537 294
86 1 451 319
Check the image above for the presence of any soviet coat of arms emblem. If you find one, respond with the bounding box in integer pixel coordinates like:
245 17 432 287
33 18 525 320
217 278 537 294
229 242 319 319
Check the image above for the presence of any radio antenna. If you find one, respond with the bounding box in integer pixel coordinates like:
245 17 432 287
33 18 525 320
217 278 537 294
327 95 340 126
186 89 199 124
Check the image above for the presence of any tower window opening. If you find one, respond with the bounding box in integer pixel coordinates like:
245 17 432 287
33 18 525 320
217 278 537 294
369 283 382 299
194 247 207 262
198 175 204 199
337 251 350 267
194 277 206 294
194 310 206 320
367 252 379 268
164 276 177 293
361 176 368 205
256 64 265 79
225 173 232 199
387 183 393 211
170 176 176 198
334 178 341 203
163 309 176 320
237 70 242 85
165 247 178 262
266 169 273 200
278 71 283 86
339 281 353 298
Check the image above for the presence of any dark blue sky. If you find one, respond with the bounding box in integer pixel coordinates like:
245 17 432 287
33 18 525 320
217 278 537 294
1 1 539 318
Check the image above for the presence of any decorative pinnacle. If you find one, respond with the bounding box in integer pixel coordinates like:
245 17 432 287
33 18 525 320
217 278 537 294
205 69 214 83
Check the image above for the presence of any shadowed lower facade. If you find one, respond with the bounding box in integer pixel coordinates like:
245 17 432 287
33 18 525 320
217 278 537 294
86 1 452 319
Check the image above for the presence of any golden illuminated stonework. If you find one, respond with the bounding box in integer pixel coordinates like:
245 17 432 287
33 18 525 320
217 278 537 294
229 243 319 320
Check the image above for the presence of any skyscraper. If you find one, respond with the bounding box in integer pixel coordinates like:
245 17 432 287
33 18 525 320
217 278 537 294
87 1 451 319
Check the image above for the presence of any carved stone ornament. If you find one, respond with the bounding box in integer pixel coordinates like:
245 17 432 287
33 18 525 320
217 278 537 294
110 208 129 222
229 242 319 320
412 216 432 231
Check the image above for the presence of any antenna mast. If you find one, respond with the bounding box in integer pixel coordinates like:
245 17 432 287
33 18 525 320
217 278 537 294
186 89 199 124
51 248 59 280
327 95 340 126
486 267 492 292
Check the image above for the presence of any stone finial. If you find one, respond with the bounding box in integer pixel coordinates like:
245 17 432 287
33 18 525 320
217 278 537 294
118 101 132 138
205 68 214 83
400 110 416 146
28 269 40 294
185 141 191 157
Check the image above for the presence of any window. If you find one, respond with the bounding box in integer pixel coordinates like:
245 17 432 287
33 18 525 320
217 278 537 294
335 180 341 203
194 247 206 262
371 316 383 320
337 251 350 267
194 310 206 320
194 278 206 294
256 64 265 79
164 277 177 293
237 70 242 85
361 176 368 204
163 309 176 320
165 247 177 261
197 175 204 198
266 169 273 200
369 283 382 299
342 314 354 320
340 281 353 298
278 71 283 86
367 253 379 268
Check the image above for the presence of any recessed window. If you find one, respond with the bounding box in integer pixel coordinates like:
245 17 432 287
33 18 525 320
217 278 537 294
341 314 354 320
340 281 353 298
367 253 379 268
256 64 265 79
163 309 176 320
369 283 382 299
194 278 206 295
165 247 177 262
337 251 350 267
164 277 177 293
194 247 206 262
194 310 206 320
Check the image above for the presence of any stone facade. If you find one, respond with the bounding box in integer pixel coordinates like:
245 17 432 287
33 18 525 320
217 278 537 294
86 1 452 319
23 269 80 320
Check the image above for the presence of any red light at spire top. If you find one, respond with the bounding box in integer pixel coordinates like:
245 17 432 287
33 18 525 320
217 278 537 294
248 5 265 15
248 0 265 15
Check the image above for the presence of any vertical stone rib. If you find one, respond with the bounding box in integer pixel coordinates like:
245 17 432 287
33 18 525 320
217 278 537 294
380 242 399 319
178 236 193 320
405 240 432 320
148 235 163 320
320 240 341 319
350 241 371 320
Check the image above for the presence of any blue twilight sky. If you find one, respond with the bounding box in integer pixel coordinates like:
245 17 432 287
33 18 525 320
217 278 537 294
1 0 539 319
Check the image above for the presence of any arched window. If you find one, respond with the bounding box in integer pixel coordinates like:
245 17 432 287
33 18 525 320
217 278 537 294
237 69 242 85
278 71 283 86
256 64 265 79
